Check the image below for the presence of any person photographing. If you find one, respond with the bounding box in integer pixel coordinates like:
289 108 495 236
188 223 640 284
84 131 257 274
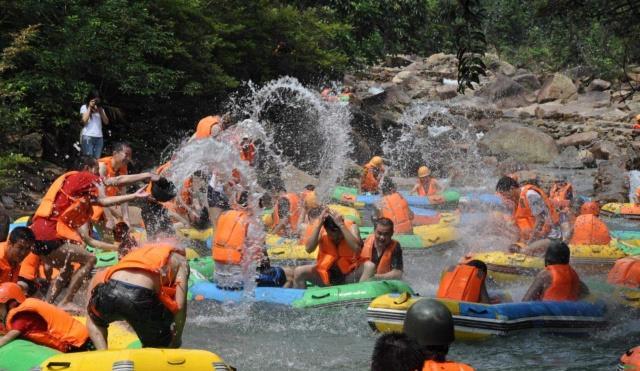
80 90 109 158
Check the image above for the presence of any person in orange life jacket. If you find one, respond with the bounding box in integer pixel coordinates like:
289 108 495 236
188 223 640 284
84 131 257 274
29 156 152 310
360 156 385 194
549 176 573 241
292 208 362 288
0 227 41 295
495 176 561 256
569 201 610 245
404 299 475 370
370 332 424 371
86 241 189 349
298 206 323 246
410 166 441 196
297 186 319 234
374 178 414 234
0 282 94 352
522 241 589 302
239 136 256 166
359 217 403 282
271 185 302 238
437 260 490 304
95 142 133 231
140 177 193 241
189 112 235 142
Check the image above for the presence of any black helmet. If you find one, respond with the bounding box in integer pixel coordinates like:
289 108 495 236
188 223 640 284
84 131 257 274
404 299 454 347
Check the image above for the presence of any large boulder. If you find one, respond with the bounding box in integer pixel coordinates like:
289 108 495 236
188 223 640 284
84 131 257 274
556 131 598 148
594 158 628 202
537 73 577 103
436 84 458 100
590 140 620 160
478 122 559 163
551 146 585 169
587 79 612 92
477 74 527 108
484 53 516 76
513 73 541 91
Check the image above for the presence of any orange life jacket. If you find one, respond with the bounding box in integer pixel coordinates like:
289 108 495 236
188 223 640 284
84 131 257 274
7 298 89 352
212 210 249 265
542 264 580 301
56 196 94 243
240 143 256 163
360 235 398 275
33 171 78 219
549 183 572 211
16 253 41 282
194 115 221 139
436 264 484 302
361 163 382 193
422 360 475 371
620 346 640 370
379 193 413 234
104 244 184 314
0 242 19 283
315 220 360 285
513 185 560 242
417 178 440 196
569 214 611 245
98 156 128 197
607 257 640 288
273 193 302 236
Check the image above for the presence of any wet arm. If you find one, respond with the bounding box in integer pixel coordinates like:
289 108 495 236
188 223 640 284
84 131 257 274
409 184 419 195
304 220 323 254
374 269 402 280
86 317 108 350
79 223 118 251
98 107 109 125
97 192 144 207
0 330 21 348
522 271 549 301
341 223 362 254
171 256 189 348
103 173 157 187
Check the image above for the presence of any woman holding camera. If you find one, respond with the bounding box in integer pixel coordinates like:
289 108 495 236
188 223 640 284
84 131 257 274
80 89 109 158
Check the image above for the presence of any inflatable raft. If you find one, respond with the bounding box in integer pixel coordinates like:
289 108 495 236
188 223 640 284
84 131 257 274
190 280 414 309
359 221 457 251
611 230 640 241
601 203 640 219
39 348 233 371
367 293 607 341
331 186 460 209
467 244 627 283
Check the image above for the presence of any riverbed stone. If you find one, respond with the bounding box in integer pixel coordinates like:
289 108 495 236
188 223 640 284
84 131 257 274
537 73 578 103
478 122 559 163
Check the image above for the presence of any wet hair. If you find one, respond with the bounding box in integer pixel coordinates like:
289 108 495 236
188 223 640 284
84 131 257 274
496 176 520 192
371 333 424 371
191 207 211 231
374 217 394 232
74 156 98 171
421 345 449 362
380 177 396 195
113 142 131 154
259 193 272 209
151 177 177 202
465 259 487 275
307 207 322 220
545 241 571 265
85 89 101 104
304 184 315 191
237 191 249 207
323 215 340 232
8 227 35 244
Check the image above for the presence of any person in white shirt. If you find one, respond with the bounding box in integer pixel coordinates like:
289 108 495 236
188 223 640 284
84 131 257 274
80 90 109 158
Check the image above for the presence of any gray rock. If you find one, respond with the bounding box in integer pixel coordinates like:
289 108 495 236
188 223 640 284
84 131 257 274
478 122 559 163
587 79 611 92
556 131 598 148
513 74 541 90
1 196 15 209
537 73 578 103
19 132 43 158
578 149 596 168
551 146 585 169
565 65 594 82
594 158 628 203
436 85 458 100
590 140 620 160
477 74 526 108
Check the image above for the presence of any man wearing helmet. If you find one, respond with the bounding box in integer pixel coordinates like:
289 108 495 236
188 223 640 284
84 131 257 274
410 165 441 196
360 156 385 194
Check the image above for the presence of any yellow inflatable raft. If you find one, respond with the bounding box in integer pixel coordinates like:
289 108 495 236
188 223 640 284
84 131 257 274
266 234 317 261
467 242 627 283
39 348 233 371
327 204 361 225
73 317 140 349
178 227 214 241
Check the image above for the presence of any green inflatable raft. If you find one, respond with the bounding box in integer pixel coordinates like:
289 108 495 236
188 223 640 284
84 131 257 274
0 340 59 371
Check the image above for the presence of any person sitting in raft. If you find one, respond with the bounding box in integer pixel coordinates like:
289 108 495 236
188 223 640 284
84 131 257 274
292 208 362 288
271 186 302 238
190 112 235 141
522 241 589 302
549 176 573 241
436 260 491 304
410 166 441 196
0 227 41 295
86 241 189 349
360 156 385 194
495 175 561 256
239 136 257 166
29 156 154 309
359 217 403 281
320 86 338 102
569 201 610 246
0 282 94 352
608 256 640 288
370 332 424 371
374 178 414 234
404 299 475 370
298 206 323 246
94 142 133 232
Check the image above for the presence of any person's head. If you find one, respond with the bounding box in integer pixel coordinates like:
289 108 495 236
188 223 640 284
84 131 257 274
369 156 384 168
304 192 319 209
75 155 99 174
236 191 249 209
580 201 600 216
275 185 287 194
544 240 571 266
85 89 102 105
465 259 487 280
322 213 343 241
381 177 396 195
404 299 454 361
0 282 26 319
191 207 211 231
307 207 322 221
495 176 520 203
150 177 177 202
635 113 640 125
418 166 431 179
373 217 394 248
112 142 132 165
7 227 35 263
304 184 316 192
371 332 424 371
